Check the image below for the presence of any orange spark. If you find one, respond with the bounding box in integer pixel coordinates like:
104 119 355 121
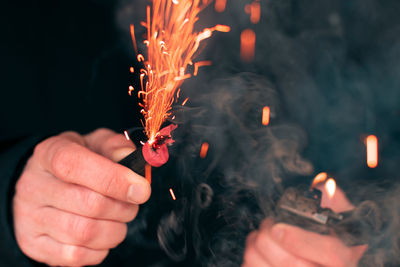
124 130 130 141
215 0 227 12
130 24 138 55
262 106 270 125
145 164 152 184
128 85 134 96
132 0 229 143
325 178 336 199
200 142 209 158
310 172 328 188
181 97 189 106
365 135 378 168
194 61 212 76
250 1 261 24
130 67 135 73
169 188 177 200
240 29 256 62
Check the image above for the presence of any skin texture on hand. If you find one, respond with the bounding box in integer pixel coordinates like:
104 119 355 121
13 129 151 266
242 185 368 267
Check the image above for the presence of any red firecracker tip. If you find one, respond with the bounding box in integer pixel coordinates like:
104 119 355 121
142 124 178 167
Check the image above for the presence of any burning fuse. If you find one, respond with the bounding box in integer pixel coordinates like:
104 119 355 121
275 184 381 246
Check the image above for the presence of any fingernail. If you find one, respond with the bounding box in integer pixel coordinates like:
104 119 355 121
271 224 285 242
127 183 148 204
112 147 136 162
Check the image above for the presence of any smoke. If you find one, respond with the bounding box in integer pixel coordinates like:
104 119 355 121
115 0 400 266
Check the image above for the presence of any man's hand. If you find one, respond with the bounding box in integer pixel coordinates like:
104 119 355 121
13 129 151 266
242 186 367 267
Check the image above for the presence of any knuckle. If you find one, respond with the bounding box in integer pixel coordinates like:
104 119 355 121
100 171 118 197
62 245 86 266
71 217 96 245
51 141 80 179
254 231 268 250
82 191 105 218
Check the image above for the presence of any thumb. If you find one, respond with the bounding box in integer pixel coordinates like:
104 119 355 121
84 128 136 162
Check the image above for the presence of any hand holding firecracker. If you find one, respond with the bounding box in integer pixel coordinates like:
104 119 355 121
13 129 151 266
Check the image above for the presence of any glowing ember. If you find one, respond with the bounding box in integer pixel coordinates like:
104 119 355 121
169 188 177 200
130 67 134 73
249 1 261 24
128 85 134 96
200 142 209 158
215 0 227 12
240 29 256 62
145 164 152 184
365 135 378 168
130 0 229 144
325 178 336 199
262 106 270 125
124 130 130 141
311 172 328 188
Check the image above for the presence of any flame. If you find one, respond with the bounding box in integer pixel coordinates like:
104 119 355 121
311 172 328 188
262 106 270 125
169 188 177 200
365 135 378 168
130 0 229 143
325 178 336 199
215 0 227 12
240 29 256 62
145 164 152 184
200 142 209 158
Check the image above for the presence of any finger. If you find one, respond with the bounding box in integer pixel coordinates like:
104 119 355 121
255 221 318 267
270 223 361 267
18 171 139 222
85 128 136 162
242 231 272 267
24 234 108 267
35 134 151 204
34 206 127 250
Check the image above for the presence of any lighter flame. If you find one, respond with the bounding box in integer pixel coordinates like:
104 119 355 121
200 142 209 158
130 0 229 142
325 178 336 199
311 172 328 188
365 135 378 168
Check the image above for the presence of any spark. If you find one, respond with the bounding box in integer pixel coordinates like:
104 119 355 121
215 0 227 12
249 1 261 24
240 29 256 62
128 85 134 96
200 142 209 158
130 67 135 73
194 61 212 76
325 178 336 199
145 164 152 184
130 24 138 55
169 188 177 200
131 0 229 143
124 130 130 141
365 135 378 168
262 106 270 125
181 97 189 106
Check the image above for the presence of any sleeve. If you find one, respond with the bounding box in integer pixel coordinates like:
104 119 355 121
0 136 46 267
